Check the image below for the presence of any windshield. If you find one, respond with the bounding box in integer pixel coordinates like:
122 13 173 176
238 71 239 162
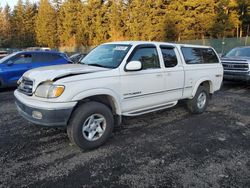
80 44 131 68
225 47 250 58
0 53 17 64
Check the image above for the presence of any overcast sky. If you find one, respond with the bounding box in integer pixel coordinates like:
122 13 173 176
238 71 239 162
1 0 39 8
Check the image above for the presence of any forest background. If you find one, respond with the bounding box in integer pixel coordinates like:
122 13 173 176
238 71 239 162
0 0 250 52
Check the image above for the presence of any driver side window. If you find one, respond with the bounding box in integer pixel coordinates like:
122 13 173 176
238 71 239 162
130 47 160 70
13 54 32 64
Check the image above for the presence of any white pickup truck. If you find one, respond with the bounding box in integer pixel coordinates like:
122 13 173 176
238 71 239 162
15 41 223 150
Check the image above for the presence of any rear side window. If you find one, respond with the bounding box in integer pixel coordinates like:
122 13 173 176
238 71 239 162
202 48 220 63
181 48 203 64
33 53 63 63
160 47 178 68
130 47 160 70
182 47 219 64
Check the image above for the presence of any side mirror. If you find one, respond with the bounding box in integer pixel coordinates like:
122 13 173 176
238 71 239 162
125 61 142 71
7 60 13 66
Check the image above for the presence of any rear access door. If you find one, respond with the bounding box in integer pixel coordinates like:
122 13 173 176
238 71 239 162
159 45 185 102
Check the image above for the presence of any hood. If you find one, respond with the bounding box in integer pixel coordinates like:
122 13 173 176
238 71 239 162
22 64 109 90
221 56 250 62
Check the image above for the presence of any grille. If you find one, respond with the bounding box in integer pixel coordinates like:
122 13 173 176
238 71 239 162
222 62 249 72
18 77 33 95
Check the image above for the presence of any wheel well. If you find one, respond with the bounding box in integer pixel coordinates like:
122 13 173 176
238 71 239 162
200 81 212 93
72 95 122 127
77 95 117 115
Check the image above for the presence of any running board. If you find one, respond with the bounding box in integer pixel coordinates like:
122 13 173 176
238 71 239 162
123 102 177 116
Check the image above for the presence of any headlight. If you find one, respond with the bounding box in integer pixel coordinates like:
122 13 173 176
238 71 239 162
17 77 22 85
35 82 65 98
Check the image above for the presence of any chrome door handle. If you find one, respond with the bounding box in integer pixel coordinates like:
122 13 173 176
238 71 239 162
215 74 223 77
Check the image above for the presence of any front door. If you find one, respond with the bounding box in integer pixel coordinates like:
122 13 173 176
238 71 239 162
120 45 165 113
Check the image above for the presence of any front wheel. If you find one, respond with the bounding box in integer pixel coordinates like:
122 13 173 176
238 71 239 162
67 101 114 150
187 86 209 114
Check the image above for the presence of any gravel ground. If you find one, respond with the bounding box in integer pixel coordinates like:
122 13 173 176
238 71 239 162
0 82 250 188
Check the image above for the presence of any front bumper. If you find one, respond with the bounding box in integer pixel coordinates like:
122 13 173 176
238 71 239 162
14 90 76 127
224 71 250 82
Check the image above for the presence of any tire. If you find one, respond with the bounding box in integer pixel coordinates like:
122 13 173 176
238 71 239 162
187 86 209 114
67 101 114 150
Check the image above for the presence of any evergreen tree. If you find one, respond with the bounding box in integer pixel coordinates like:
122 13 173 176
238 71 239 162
187 0 216 40
23 0 37 47
58 0 83 47
166 0 217 41
106 0 127 41
11 0 25 47
126 0 146 40
52 0 63 46
76 3 90 48
51 0 63 10
0 8 11 47
142 0 168 41
4 4 11 21
1 0 250 48
85 0 109 45
35 0 58 48
211 0 240 38
3 4 11 47
237 0 250 37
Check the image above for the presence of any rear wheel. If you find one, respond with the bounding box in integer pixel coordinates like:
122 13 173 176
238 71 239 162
67 101 114 150
187 86 209 114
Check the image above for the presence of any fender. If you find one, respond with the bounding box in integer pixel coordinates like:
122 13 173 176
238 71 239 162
191 77 213 98
72 88 122 115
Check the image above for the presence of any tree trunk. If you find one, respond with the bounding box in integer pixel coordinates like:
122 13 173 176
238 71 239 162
202 34 205 45
240 25 243 38
236 25 239 38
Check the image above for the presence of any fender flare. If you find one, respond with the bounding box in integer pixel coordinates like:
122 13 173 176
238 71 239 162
71 88 122 115
191 78 213 97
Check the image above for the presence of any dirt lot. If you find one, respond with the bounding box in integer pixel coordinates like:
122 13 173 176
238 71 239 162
0 82 250 188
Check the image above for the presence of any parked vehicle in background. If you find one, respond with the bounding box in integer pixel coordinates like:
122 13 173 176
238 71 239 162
0 51 69 88
15 41 223 150
221 46 250 82
69 53 87 63
0 51 8 59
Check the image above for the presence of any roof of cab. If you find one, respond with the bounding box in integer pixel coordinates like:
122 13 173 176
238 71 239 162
104 41 212 49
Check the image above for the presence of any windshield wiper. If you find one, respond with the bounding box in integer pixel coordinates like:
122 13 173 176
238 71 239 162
87 63 109 68
79 61 86 65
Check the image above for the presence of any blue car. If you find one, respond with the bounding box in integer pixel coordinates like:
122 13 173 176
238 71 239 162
0 51 69 88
